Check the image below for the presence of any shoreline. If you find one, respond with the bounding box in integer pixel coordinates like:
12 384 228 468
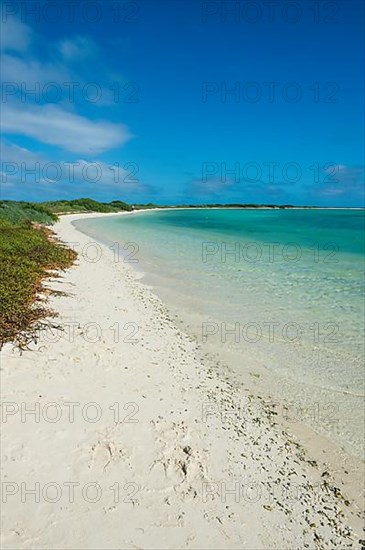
1 212 363 549
72 210 364 461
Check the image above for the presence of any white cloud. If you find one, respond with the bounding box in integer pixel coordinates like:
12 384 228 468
2 103 132 154
0 17 32 52
1 139 148 195
316 165 365 197
0 141 42 188
1 18 133 156
1 51 117 107
59 36 97 61
1 53 71 93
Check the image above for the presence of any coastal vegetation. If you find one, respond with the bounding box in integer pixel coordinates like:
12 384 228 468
0 218 76 347
0 201 58 224
0 199 135 346
42 198 132 214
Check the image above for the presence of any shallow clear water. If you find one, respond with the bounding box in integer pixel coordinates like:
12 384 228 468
74 209 365 457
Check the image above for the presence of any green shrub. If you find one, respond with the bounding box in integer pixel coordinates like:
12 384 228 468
0 219 76 346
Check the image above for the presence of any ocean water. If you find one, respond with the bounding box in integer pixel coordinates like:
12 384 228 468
74 209 365 458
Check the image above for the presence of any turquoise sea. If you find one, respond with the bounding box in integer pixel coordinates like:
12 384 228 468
74 209 365 458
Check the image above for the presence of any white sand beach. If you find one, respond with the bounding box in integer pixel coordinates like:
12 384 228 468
1 213 364 549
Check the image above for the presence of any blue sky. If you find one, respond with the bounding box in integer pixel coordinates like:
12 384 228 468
1 0 364 206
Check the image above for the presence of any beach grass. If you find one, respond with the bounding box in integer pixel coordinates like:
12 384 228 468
0 198 134 347
0 216 76 347
42 198 132 214
0 198 132 219
0 200 58 225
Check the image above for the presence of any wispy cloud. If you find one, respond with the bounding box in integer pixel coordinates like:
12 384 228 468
315 164 365 198
1 16 132 155
1 139 151 198
0 16 32 52
58 36 97 61
1 53 72 94
2 103 132 154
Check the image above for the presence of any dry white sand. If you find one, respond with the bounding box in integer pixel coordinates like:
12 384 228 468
1 213 363 549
